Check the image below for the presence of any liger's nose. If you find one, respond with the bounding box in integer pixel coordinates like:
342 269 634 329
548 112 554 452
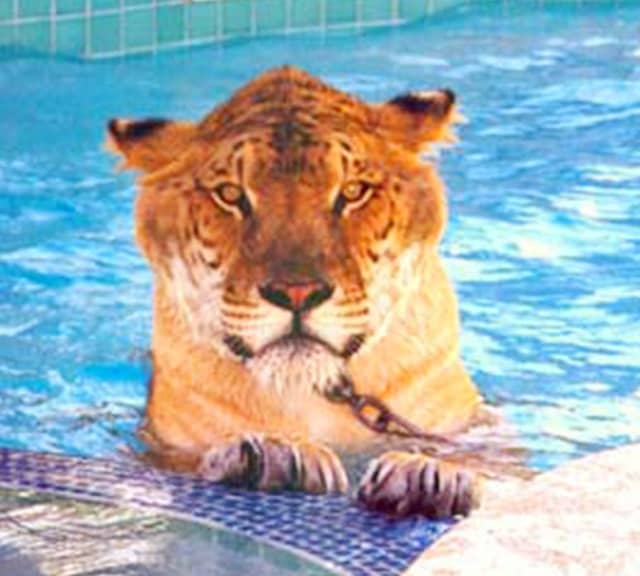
259 279 334 312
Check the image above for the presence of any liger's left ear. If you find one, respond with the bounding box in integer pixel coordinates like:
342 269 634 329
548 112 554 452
105 117 197 173
376 89 463 152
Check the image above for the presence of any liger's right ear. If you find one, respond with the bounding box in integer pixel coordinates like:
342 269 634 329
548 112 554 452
375 89 463 153
105 117 197 173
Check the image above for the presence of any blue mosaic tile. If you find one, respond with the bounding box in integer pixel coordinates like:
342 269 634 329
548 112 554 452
0 448 451 575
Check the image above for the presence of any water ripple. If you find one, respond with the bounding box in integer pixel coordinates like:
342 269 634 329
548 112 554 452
0 1 638 469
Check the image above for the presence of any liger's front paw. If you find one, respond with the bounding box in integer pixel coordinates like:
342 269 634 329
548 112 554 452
357 451 480 519
198 435 349 494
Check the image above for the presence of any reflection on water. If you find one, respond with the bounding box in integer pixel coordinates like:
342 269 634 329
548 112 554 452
0 490 332 576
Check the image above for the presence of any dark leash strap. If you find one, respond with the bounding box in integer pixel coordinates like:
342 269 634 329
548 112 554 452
325 376 455 447
324 378 531 482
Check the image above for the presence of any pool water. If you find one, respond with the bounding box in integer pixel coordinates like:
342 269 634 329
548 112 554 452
0 489 334 576
0 1 638 480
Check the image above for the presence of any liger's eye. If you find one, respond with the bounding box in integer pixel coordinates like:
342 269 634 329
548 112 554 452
333 181 375 215
211 182 252 218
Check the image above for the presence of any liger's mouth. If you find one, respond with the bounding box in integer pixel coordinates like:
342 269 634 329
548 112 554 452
223 331 366 361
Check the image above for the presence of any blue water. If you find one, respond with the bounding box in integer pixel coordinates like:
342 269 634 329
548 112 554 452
1 1 639 470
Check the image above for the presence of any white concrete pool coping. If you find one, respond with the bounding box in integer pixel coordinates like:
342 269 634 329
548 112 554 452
406 443 640 575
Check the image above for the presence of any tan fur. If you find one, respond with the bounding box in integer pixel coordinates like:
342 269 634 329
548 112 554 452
106 66 482 462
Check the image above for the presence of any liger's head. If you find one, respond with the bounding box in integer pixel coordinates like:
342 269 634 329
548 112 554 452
107 66 460 394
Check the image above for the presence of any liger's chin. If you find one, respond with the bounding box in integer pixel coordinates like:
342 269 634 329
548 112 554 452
246 338 346 395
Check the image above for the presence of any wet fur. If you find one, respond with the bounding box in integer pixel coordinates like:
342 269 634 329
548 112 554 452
107 68 493 505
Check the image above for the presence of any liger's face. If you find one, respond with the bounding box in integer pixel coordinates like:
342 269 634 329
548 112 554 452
107 66 457 393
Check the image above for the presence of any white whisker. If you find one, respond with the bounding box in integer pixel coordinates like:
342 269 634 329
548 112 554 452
333 303 369 314
309 317 369 329
221 301 263 314
221 316 272 327
222 322 284 335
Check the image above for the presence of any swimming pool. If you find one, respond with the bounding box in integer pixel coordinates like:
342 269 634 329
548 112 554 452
1 0 639 573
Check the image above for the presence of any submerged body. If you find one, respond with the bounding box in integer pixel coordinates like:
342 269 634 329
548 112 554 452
108 66 485 517
147 244 479 449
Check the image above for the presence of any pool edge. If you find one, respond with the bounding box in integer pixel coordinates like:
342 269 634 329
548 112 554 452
405 443 640 575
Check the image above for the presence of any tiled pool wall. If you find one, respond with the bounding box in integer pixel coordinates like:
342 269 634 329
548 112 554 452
0 0 463 59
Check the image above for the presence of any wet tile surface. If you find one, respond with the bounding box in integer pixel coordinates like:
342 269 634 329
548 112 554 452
0 448 449 576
